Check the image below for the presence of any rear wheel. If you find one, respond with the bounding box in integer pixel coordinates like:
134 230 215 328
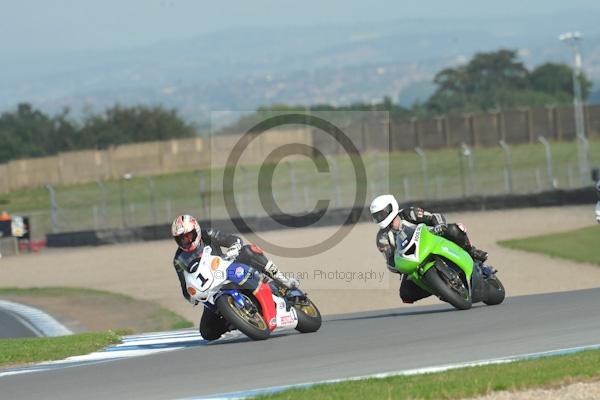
294 298 322 333
483 275 505 306
422 264 472 310
216 294 271 340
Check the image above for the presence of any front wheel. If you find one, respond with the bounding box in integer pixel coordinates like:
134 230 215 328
294 298 322 333
483 275 505 306
216 294 271 340
422 265 472 310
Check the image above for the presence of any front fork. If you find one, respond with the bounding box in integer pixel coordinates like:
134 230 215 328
221 290 246 309
469 261 486 303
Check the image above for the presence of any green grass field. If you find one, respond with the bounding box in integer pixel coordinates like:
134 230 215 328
0 288 192 368
0 331 123 368
1 138 597 237
257 348 600 400
499 225 600 265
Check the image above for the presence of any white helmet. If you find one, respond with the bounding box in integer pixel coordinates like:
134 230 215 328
370 194 399 229
172 214 202 252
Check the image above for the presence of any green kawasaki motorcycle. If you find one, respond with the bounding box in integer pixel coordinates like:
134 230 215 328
394 223 505 310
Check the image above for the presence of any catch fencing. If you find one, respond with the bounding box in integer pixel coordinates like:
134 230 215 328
26 137 600 239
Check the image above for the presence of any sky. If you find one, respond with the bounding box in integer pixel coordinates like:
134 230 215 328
2 0 599 55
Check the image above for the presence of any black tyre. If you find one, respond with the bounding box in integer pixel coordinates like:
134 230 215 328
422 265 472 310
294 298 322 333
483 275 506 306
216 294 271 340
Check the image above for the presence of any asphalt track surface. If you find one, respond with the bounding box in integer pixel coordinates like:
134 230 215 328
0 309 38 338
2 288 600 399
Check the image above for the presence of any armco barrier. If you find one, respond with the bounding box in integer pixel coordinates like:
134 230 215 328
46 187 596 247
0 237 19 257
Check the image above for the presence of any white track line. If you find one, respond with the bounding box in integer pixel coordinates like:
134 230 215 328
0 329 243 378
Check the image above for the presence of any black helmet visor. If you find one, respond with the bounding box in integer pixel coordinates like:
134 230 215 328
372 204 393 223
175 230 198 249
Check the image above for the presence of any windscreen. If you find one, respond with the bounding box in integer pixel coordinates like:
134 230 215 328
395 224 416 253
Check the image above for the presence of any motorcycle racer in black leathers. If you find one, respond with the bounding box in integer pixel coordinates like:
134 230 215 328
370 194 492 304
171 214 297 340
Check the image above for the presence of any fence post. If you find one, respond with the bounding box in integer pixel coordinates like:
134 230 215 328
119 173 132 228
197 171 209 216
328 156 342 208
303 186 311 212
567 164 575 188
165 199 172 223
579 136 591 185
287 161 298 211
92 206 99 230
458 148 466 198
546 106 557 140
411 118 420 147
497 112 506 142
460 143 476 196
237 192 245 217
437 116 450 148
556 108 564 140
236 166 247 217
403 177 411 201
535 168 543 192
415 147 429 199
434 176 442 200
119 178 126 228
95 180 107 227
526 109 534 143
499 140 513 194
46 185 59 233
369 181 377 202
537 136 556 189
146 176 157 226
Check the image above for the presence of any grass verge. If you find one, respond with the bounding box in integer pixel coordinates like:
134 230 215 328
257 348 600 400
499 225 600 266
0 331 124 368
0 287 193 332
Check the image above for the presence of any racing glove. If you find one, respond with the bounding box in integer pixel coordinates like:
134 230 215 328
386 263 401 274
265 262 299 289
432 223 448 235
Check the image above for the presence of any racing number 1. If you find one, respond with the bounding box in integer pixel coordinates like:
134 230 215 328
197 272 208 287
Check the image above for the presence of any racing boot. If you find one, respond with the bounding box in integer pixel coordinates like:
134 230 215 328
264 261 299 289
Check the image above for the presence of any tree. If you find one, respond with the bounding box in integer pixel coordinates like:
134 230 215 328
530 63 592 99
80 105 196 149
466 50 529 93
425 49 592 114
432 67 471 98
0 103 58 163
0 103 197 163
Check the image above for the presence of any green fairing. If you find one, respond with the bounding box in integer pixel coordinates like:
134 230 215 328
393 225 474 285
